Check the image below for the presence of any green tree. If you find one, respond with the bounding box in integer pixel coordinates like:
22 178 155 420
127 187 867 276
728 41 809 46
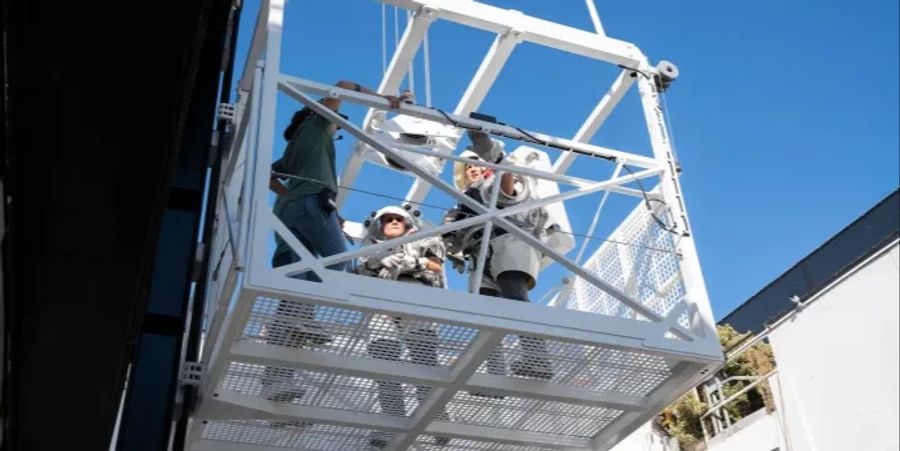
656 324 776 450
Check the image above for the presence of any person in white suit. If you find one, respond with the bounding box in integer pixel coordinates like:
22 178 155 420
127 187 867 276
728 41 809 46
442 130 555 383
356 205 450 448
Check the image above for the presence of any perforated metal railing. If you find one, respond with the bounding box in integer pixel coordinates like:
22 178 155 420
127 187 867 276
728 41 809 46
190 205 719 451
557 201 691 331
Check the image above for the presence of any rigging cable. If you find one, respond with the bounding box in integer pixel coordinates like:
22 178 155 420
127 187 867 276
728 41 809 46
270 171 679 255
621 164 683 236
381 3 387 74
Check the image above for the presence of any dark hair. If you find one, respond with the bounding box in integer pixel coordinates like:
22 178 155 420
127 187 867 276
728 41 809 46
283 107 314 141
282 102 349 141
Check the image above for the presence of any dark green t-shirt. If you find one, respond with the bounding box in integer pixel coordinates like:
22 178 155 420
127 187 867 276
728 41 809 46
272 113 338 215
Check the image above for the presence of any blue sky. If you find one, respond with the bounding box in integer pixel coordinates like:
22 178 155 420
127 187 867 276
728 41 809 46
233 0 898 320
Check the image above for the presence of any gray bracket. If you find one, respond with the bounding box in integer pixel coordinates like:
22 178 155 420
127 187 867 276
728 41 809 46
217 103 236 124
181 361 204 386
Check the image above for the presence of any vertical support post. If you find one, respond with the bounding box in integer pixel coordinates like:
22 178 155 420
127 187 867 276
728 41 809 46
636 75 717 342
237 65 263 270
246 0 285 285
583 0 606 36
195 66 262 373
423 30 432 107
471 169 504 294
553 69 635 174
453 32 520 116
337 8 435 206
573 162 622 264
404 31 520 205
406 10 415 94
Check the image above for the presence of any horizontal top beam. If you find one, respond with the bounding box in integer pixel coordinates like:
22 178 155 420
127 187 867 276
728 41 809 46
280 75 660 169
384 0 649 70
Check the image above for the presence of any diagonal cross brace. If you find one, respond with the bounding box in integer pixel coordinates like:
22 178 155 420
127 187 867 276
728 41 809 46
264 209 351 299
281 75 660 169
271 168 660 279
384 330 503 450
283 84 693 340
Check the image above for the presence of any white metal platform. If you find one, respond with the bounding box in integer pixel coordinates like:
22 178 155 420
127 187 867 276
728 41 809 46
187 1 723 450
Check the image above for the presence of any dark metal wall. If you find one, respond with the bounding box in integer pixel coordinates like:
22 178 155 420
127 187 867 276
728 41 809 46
720 189 900 335
1 0 233 449
116 1 238 448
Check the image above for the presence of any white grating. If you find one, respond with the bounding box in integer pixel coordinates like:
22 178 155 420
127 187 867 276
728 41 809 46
446 392 623 438
201 420 395 450
188 0 730 448
220 361 433 416
476 335 672 397
241 296 479 369
561 203 691 330
414 436 560 451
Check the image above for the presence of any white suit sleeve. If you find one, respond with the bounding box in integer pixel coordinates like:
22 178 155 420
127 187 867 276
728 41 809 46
466 130 505 164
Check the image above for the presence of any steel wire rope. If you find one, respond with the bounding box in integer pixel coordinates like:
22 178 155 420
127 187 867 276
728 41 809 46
660 91 681 163
621 164 683 236
381 3 387 74
270 171 679 255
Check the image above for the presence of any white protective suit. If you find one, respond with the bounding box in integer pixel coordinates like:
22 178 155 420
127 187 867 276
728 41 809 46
356 205 446 288
355 205 452 440
443 130 551 290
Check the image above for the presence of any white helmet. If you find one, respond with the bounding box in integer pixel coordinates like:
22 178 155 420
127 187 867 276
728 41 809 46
452 150 495 191
363 205 422 243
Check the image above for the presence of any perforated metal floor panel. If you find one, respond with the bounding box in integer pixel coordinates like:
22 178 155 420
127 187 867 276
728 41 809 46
190 274 719 450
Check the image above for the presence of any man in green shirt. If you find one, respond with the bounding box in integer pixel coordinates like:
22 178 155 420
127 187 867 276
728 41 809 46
263 81 409 406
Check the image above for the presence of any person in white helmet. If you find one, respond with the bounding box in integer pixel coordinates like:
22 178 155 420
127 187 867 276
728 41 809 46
357 204 445 286
357 205 450 448
442 129 554 384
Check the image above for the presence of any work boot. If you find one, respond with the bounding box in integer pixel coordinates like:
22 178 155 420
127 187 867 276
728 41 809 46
510 356 554 381
270 420 312 429
265 384 306 403
467 391 504 400
368 431 393 449
286 322 333 347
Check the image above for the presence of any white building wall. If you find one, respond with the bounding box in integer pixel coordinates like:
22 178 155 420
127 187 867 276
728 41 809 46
765 242 900 451
613 241 899 451
706 408 785 451
609 422 680 451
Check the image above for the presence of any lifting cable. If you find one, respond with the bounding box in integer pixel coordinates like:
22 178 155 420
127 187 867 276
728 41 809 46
381 4 387 74
621 165 683 236
270 171 679 255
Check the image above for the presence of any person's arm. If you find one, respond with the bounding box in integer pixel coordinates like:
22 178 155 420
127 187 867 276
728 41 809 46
270 159 289 195
323 80 412 111
269 174 288 195
500 173 516 196
424 256 443 273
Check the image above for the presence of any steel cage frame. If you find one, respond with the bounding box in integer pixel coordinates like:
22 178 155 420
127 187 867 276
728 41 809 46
187 1 724 450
